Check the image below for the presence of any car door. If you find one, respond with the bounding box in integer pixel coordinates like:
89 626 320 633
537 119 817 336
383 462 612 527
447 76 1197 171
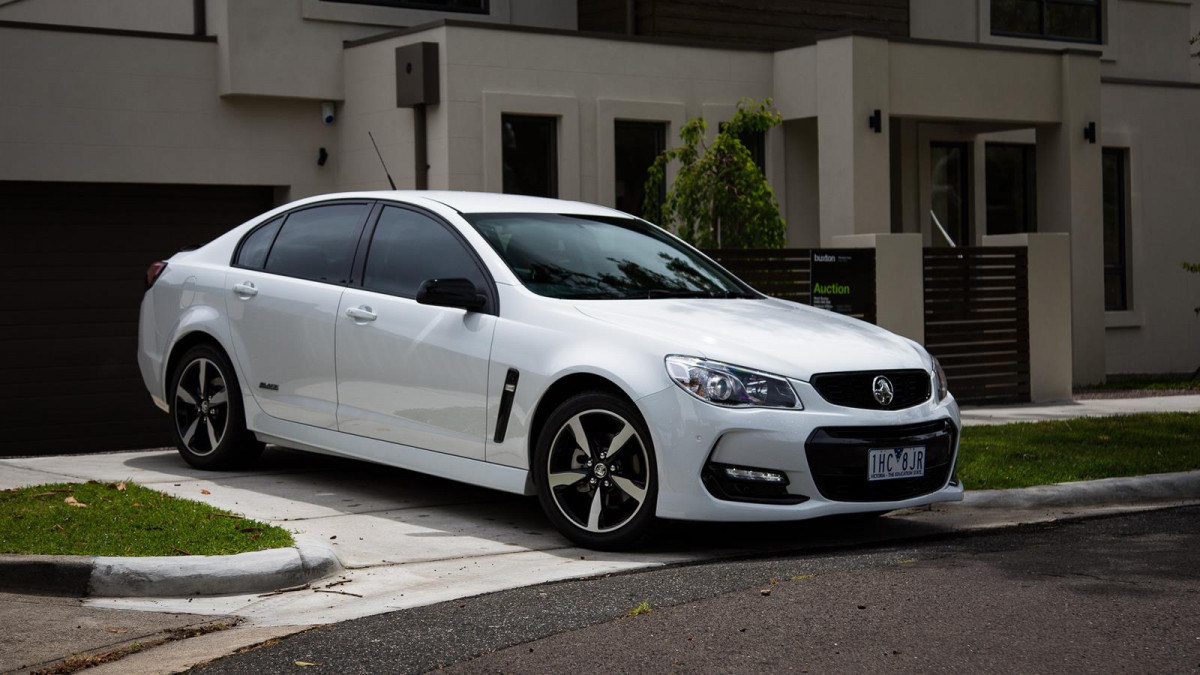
335 204 497 459
225 201 371 429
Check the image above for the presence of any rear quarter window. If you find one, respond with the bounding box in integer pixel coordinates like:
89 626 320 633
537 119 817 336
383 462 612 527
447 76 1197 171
233 217 282 270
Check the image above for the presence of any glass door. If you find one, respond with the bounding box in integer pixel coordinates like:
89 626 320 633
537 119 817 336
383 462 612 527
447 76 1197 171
930 142 970 247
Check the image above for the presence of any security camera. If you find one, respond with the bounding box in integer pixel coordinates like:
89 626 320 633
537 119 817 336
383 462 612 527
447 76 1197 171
321 101 336 126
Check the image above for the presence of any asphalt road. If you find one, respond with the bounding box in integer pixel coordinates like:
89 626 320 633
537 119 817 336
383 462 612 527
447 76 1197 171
195 507 1200 674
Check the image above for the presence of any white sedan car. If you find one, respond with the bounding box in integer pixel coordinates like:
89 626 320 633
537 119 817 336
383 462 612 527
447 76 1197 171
138 191 962 549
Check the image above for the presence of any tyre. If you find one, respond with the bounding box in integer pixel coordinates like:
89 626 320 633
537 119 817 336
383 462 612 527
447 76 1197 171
533 390 658 550
168 343 263 470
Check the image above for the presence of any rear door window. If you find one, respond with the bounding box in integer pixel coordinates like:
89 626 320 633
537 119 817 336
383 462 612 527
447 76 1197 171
264 203 369 284
362 206 488 298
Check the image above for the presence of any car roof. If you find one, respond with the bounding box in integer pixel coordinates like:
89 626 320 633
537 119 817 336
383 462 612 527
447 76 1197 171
328 190 630 217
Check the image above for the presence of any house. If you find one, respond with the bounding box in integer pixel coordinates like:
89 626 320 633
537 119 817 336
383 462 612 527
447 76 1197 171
1 0 1197 454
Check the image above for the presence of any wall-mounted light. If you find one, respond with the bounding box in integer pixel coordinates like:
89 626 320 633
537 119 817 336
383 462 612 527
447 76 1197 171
868 109 882 134
317 147 328 167
1083 121 1096 144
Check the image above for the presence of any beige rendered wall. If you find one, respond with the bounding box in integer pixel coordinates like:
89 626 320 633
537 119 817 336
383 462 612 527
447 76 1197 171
0 27 338 199
432 25 777 204
0 0 194 34
1101 81 1200 374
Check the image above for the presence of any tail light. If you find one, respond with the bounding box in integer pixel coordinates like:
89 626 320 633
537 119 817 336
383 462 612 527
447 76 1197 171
146 261 168 289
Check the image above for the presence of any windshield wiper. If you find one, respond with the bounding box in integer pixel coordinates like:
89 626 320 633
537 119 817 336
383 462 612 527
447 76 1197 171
645 289 755 299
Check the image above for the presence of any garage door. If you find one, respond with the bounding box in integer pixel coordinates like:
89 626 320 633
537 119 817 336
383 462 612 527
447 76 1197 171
0 182 276 456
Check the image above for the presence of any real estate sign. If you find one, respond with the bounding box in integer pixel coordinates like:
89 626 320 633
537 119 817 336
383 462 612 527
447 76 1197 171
810 250 875 321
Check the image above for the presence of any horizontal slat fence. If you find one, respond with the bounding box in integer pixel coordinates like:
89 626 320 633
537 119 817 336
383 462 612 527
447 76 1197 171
924 248 1031 405
703 248 812 304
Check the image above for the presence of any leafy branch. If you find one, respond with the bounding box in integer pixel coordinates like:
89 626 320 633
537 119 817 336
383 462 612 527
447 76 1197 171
643 98 786 249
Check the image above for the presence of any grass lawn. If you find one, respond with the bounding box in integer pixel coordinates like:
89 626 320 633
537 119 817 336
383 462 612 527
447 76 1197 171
0 481 293 556
957 412 1200 490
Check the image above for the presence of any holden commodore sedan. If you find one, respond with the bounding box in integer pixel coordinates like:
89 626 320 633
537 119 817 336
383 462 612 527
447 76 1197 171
138 191 961 549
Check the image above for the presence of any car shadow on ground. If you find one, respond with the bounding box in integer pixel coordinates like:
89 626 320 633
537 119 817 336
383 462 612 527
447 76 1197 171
121 446 953 565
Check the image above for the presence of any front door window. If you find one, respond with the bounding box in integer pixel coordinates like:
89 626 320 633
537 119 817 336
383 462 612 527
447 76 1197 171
931 142 970 247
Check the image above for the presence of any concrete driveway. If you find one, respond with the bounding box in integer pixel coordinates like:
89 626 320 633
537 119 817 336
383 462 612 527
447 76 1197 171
0 446 990 628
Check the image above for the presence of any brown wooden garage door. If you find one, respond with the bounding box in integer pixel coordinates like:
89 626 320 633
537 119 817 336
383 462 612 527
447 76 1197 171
0 182 276 457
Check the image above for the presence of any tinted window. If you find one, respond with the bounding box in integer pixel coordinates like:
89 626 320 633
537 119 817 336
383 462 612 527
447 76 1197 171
985 144 1037 236
1103 148 1129 311
466 213 753 300
264 204 368 284
615 120 666 219
992 0 1101 43
502 114 558 198
235 217 282 269
363 207 486 298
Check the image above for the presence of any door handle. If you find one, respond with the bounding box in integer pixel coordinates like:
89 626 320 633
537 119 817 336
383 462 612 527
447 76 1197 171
233 282 258 298
346 306 377 322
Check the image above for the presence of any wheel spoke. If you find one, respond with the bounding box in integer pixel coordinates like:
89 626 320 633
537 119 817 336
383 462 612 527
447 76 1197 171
176 386 197 407
610 475 647 505
182 418 199 447
586 488 603 532
206 418 220 449
606 422 636 459
198 360 208 396
568 416 593 459
549 470 588 489
209 389 228 406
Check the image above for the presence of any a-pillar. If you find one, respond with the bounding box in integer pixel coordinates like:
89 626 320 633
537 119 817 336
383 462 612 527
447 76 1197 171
817 35 892 247
1035 50 1104 385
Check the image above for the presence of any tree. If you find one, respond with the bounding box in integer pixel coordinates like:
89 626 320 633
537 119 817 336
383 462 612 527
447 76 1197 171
643 99 785 249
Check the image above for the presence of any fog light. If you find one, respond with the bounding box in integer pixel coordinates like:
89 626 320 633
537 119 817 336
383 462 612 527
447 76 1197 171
723 466 786 483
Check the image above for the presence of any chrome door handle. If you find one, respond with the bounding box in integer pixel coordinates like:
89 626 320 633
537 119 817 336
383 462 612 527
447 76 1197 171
346 306 377 322
233 282 258 298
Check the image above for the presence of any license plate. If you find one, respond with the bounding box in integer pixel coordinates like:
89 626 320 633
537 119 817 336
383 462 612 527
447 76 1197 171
868 446 926 481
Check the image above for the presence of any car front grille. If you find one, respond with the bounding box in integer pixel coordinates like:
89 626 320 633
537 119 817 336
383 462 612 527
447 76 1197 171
804 419 956 502
810 369 931 410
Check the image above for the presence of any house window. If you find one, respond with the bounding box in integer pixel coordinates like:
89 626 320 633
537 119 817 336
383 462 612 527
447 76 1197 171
931 142 971 247
320 0 488 13
985 144 1037 236
1103 148 1130 311
502 114 558 198
614 121 666 219
991 0 1101 43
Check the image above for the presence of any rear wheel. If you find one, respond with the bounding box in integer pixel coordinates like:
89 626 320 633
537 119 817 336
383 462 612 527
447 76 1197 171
168 344 263 469
534 391 657 550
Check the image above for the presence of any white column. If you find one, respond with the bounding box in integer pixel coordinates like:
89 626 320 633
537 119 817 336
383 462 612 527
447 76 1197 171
831 233 924 344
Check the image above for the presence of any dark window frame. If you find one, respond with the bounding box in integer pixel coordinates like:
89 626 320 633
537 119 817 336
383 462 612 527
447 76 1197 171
501 113 560 199
353 201 500 315
319 0 488 14
1103 147 1131 312
231 199 374 286
614 119 667 219
990 0 1103 45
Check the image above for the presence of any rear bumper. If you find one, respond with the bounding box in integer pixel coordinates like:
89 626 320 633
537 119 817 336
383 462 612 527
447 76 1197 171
638 380 963 522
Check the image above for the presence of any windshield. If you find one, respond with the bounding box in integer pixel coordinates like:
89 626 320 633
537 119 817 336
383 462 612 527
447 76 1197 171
465 213 756 300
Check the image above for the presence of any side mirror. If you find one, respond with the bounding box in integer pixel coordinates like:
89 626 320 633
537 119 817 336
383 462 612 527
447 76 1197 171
416 278 487 312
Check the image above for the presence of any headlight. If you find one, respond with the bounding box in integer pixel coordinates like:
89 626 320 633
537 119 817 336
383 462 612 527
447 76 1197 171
933 356 949 401
665 356 802 409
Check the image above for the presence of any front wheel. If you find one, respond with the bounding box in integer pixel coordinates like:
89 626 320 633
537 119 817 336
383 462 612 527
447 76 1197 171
533 391 658 550
168 344 263 470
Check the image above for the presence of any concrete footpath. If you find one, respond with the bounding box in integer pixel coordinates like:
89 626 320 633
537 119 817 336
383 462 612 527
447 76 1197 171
958 393 1200 425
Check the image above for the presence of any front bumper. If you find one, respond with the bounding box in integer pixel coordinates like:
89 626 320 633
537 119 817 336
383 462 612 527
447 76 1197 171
638 379 963 522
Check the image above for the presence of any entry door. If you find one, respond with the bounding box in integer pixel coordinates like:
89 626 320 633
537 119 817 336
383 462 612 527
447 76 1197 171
930 142 971 248
335 205 496 459
226 201 371 429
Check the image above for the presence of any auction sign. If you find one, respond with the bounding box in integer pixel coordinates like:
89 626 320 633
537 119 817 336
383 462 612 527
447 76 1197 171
810 250 876 322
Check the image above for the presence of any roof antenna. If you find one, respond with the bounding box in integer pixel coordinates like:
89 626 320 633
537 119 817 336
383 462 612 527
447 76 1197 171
368 131 397 190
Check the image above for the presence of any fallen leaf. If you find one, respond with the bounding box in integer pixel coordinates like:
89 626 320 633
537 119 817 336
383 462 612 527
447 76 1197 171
294 661 320 667
760 589 772 597
200 489 211 495
64 496 87 508
116 482 127 491
53 524 65 532
107 627 129 634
